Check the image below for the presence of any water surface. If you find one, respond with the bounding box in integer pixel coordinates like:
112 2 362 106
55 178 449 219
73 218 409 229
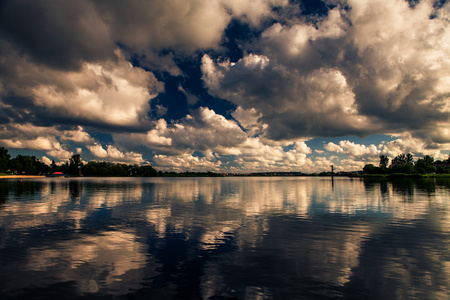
0 177 449 299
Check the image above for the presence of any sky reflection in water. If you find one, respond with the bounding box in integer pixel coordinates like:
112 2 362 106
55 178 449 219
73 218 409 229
0 177 449 299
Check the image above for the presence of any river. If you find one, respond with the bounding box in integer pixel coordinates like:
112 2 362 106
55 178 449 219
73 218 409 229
0 177 449 299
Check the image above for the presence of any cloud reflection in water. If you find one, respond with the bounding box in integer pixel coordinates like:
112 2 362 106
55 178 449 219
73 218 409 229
0 177 449 299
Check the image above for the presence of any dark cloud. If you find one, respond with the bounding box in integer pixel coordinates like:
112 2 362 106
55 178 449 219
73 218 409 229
0 0 448 169
0 0 115 71
203 1 450 143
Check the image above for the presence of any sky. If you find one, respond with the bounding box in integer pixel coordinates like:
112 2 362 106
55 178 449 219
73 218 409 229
0 0 449 173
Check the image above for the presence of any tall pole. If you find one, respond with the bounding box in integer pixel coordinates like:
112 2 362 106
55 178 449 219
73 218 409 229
331 165 334 176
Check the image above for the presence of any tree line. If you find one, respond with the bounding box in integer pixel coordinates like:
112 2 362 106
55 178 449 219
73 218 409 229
363 153 450 175
0 147 157 177
2 146 450 177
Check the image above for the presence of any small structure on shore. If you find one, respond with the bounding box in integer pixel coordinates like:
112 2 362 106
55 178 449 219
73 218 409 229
45 172 66 177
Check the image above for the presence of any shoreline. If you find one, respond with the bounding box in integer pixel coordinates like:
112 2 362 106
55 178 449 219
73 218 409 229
0 175 46 179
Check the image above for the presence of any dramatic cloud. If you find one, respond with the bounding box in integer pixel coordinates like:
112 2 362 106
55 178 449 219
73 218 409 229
0 0 448 172
202 0 450 142
0 48 163 128
115 107 313 172
203 54 371 139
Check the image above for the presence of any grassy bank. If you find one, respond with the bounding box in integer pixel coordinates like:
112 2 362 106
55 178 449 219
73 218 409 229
360 173 450 178
0 174 46 179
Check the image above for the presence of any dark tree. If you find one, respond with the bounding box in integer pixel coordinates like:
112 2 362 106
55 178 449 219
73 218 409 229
415 155 436 174
363 164 380 174
8 157 23 174
51 160 57 172
390 153 416 174
391 153 407 167
444 155 450 164
7 154 49 175
69 154 83 176
406 153 414 164
379 155 389 169
0 147 11 173
135 165 158 177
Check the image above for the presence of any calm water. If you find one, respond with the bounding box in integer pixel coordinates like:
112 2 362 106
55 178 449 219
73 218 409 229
0 177 449 300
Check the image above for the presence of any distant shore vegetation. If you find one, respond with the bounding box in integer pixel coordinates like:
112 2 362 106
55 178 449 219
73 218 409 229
1 147 449 178
0 147 157 177
362 154 450 177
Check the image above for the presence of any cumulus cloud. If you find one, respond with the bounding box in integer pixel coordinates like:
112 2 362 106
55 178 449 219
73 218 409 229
0 49 163 129
0 124 81 160
0 124 94 161
380 133 450 161
202 53 374 140
0 0 281 74
91 0 284 73
115 106 315 172
87 143 145 164
202 0 450 143
41 156 52 165
0 137 55 151
0 0 448 172
46 147 74 160
153 154 221 173
325 140 379 158
59 126 95 143
324 134 450 164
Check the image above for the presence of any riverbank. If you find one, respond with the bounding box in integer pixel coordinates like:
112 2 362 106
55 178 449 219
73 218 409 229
0 175 46 179
357 173 450 178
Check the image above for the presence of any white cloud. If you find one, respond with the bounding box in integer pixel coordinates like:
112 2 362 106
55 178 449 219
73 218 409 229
46 147 73 160
41 156 52 165
114 106 317 172
153 154 220 173
87 144 108 158
202 52 373 139
0 137 55 151
324 142 342 153
1 0 449 173
0 124 101 162
323 134 450 164
201 1 450 143
380 133 449 160
325 140 379 157
30 52 163 128
60 126 94 143
87 143 145 164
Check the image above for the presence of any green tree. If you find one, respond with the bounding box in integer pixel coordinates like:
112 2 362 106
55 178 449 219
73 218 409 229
69 154 83 176
22 156 36 174
8 157 23 174
406 153 414 164
363 164 380 174
390 153 416 174
0 147 11 173
51 160 57 172
379 155 389 170
135 165 158 177
8 155 46 175
391 153 407 167
415 155 436 174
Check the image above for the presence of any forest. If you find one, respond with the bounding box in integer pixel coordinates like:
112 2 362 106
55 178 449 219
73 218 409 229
0 147 158 177
363 153 450 175
1 147 449 177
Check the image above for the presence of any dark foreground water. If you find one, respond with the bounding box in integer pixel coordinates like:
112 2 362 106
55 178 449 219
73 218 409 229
0 177 449 300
